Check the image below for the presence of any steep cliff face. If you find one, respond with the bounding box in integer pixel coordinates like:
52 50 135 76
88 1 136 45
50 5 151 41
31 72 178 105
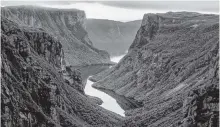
1 17 123 127
1 6 111 66
85 19 141 56
91 12 219 126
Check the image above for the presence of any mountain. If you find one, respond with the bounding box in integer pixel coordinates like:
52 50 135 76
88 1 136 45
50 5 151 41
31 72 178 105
85 19 142 56
1 6 112 66
1 6 123 127
91 12 219 126
1 16 123 127
2 6 219 127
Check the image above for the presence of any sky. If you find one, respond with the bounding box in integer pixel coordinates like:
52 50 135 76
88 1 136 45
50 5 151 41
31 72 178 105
1 1 219 22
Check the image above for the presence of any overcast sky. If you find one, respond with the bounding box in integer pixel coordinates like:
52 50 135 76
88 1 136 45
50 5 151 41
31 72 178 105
2 1 219 22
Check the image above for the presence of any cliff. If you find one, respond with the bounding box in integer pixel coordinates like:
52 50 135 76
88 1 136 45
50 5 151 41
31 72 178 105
92 12 219 126
1 6 112 66
85 19 141 56
1 16 123 127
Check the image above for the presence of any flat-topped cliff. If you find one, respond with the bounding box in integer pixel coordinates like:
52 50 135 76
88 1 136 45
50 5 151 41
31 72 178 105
92 12 219 127
1 6 112 66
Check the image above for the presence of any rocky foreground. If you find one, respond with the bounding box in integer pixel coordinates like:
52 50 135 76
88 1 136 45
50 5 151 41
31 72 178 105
1 16 123 127
92 12 219 127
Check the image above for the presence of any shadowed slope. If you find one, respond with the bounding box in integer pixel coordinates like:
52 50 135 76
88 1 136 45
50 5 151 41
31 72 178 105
1 16 123 127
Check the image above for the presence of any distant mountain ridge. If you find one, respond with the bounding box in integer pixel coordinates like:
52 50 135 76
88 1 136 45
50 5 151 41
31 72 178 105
85 19 142 56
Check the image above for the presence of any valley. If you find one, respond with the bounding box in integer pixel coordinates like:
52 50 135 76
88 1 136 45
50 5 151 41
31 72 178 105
1 5 219 127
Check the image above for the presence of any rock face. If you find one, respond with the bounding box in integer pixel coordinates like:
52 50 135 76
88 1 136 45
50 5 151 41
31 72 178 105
92 12 219 126
85 19 141 56
1 6 111 66
1 16 123 127
181 84 219 127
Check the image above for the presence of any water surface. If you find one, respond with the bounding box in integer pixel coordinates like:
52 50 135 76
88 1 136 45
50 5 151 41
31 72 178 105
80 55 126 116
110 54 125 63
85 79 125 116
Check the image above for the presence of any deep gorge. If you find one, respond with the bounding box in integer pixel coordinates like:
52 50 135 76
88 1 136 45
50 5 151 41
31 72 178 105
1 5 219 127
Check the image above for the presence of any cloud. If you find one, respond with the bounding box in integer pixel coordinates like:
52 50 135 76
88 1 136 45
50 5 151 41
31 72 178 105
99 1 219 13
1 1 71 6
40 2 160 22
1 1 219 22
2 0 219 13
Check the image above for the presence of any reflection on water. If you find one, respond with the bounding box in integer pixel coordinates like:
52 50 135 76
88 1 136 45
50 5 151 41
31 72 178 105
85 79 125 116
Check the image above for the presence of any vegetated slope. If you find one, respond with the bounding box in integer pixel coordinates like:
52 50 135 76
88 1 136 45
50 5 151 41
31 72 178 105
91 12 219 127
86 19 141 56
1 6 112 66
1 16 123 127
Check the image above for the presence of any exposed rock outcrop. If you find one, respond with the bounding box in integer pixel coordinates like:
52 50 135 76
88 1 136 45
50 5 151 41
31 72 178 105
1 16 123 127
92 12 219 126
1 6 112 66
181 84 219 127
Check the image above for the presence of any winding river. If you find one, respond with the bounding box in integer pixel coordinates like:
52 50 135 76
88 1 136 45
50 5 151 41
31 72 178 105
84 55 126 116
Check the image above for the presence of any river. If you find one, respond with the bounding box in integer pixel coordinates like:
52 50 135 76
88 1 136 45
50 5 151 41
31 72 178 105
110 54 126 63
83 55 126 116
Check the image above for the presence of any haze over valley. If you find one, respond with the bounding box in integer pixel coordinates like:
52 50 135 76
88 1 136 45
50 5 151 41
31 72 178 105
86 19 141 56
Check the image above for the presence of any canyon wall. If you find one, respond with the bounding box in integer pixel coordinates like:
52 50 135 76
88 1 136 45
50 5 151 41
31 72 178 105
1 9 122 127
1 6 112 66
92 12 219 126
